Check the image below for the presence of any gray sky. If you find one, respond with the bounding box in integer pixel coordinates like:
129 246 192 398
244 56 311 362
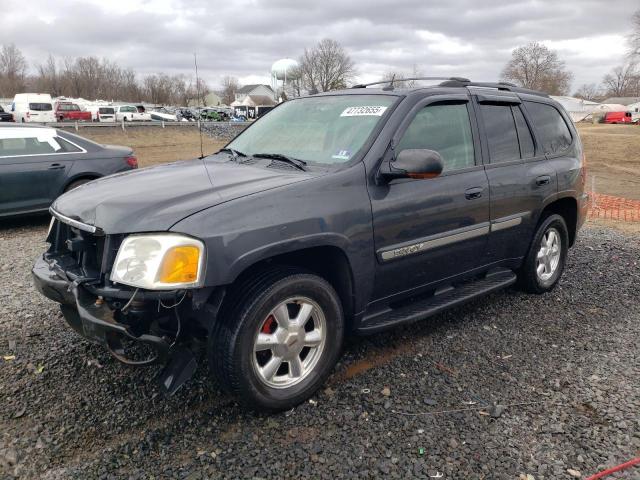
1 0 637 91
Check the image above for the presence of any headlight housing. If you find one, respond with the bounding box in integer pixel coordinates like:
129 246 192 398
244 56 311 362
110 234 205 290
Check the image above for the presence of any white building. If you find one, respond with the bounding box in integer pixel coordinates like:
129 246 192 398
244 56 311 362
234 84 275 103
550 96 600 122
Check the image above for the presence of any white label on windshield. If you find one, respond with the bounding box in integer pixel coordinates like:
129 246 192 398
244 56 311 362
340 106 387 117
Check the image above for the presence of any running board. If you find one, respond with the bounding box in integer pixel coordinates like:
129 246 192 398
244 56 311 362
357 269 517 334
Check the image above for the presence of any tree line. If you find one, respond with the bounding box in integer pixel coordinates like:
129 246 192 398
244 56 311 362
0 46 210 105
0 38 356 105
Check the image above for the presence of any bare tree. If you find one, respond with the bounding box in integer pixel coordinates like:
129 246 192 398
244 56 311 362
220 75 239 105
142 73 189 105
285 65 303 98
120 68 140 102
0 43 27 97
501 42 573 95
573 83 602 101
298 38 355 93
601 62 639 97
195 78 210 105
35 54 60 97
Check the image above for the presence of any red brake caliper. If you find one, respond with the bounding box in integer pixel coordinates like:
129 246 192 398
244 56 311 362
261 315 276 334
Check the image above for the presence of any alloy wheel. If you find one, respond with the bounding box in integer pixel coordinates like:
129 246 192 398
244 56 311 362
252 297 326 389
536 227 561 281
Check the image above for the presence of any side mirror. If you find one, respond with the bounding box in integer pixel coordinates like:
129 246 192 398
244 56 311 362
381 149 444 181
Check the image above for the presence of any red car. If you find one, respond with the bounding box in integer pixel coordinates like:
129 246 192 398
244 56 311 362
603 111 633 124
54 102 92 122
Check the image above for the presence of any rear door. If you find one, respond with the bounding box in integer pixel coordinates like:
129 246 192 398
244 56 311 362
473 93 557 263
369 95 490 302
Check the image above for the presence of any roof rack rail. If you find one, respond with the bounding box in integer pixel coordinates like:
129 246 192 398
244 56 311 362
351 76 471 89
439 79 517 89
349 77 549 97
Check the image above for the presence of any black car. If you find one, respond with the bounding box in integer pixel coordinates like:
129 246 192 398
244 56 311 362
0 105 14 122
32 78 588 411
0 125 137 217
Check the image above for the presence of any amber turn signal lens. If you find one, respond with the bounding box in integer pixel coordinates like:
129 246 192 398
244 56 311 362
158 246 200 284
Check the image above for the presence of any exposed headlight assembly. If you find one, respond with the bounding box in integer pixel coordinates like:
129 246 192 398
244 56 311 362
110 234 205 290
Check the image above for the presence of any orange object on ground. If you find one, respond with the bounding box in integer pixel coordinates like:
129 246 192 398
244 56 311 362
588 194 640 222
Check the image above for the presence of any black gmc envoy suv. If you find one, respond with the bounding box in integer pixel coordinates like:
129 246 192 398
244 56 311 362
32 78 588 411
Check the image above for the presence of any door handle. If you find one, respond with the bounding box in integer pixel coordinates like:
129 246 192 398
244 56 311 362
536 175 551 186
464 187 483 200
48 163 65 170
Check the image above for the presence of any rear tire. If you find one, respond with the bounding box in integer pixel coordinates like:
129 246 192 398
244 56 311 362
517 214 569 294
209 268 344 411
64 178 93 193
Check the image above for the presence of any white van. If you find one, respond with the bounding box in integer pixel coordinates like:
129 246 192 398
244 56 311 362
84 104 116 122
11 94 56 123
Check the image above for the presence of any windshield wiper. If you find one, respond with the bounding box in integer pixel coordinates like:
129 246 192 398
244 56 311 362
252 153 308 171
219 147 247 160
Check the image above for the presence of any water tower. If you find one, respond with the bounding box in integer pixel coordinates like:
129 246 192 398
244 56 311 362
271 58 300 101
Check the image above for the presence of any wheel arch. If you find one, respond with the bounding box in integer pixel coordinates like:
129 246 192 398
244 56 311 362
60 173 102 194
224 244 356 327
540 196 578 246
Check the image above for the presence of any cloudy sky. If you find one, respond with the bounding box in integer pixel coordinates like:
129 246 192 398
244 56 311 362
1 0 637 91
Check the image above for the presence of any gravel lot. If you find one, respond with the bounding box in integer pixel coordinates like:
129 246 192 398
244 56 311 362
0 218 638 480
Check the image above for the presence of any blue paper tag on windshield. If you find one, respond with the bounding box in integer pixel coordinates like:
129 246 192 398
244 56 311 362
332 149 352 160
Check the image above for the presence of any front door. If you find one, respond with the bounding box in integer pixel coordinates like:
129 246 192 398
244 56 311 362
368 97 490 303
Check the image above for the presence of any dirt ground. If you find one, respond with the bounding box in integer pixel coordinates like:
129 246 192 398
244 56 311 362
576 123 640 200
75 126 227 168
586 217 640 235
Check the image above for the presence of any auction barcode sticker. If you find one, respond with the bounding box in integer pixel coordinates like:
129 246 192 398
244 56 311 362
340 106 388 117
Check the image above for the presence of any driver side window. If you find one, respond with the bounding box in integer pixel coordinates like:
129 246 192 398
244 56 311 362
397 103 475 172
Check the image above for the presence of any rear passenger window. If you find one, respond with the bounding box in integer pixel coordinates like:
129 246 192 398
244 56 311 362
0 137 57 157
479 104 520 163
512 107 535 158
397 103 475 172
524 102 572 154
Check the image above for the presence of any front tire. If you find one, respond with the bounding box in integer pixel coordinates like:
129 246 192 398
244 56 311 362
210 268 344 411
517 214 569 293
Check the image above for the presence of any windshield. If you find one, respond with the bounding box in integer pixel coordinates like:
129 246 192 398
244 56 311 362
226 95 396 165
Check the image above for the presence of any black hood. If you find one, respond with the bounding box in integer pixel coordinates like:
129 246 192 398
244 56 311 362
52 156 316 233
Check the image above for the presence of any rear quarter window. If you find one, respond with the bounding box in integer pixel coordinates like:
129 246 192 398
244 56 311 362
524 101 572 155
55 136 83 153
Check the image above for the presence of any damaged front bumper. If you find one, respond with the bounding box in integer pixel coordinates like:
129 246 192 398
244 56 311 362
32 255 200 394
